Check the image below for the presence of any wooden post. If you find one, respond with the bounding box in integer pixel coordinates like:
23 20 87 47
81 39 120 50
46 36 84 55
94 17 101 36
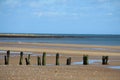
37 56 41 65
66 57 71 65
28 54 31 60
27 54 30 65
19 52 23 65
83 55 88 65
105 56 109 64
102 56 109 65
42 52 46 66
7 50 10 65
25 54 30 65
102 56 106 65
56 53 60 65
4 56 7 65
25 58 29 65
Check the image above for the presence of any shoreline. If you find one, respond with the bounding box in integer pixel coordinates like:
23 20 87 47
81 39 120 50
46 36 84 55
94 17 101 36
1 34 120 46
0 33 119 38
1 42 120 48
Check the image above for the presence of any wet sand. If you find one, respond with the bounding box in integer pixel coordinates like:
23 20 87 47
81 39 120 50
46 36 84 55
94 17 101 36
0 42 120 80
0 42 120 56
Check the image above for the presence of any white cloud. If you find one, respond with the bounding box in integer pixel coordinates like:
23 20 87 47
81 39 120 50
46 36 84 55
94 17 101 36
1 0 118 18
33 11 82 17
4 0 21 8
106 13 113 16
29 0 68 8
79 6 95 10
34 11 67 17
97 0 108 3
29 0 72 17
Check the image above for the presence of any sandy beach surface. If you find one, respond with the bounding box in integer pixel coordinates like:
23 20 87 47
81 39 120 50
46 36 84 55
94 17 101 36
0 42 120 80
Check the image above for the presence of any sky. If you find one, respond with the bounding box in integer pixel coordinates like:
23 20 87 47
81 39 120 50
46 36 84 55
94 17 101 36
0 0 120 34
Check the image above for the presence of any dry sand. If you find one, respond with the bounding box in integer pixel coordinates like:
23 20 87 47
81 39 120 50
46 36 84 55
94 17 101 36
0 65 120 80
0 42 120 80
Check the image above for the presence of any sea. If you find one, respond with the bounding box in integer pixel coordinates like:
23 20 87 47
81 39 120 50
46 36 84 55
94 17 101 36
0 34 120 46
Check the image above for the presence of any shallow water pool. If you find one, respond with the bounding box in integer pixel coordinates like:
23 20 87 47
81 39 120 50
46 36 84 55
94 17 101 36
108 66 120 69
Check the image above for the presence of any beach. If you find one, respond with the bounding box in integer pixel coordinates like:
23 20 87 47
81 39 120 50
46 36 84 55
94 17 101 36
1 0 120 79
0 42 120 80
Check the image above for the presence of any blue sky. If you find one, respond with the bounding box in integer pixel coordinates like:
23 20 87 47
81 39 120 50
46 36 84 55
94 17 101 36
0 0 120 34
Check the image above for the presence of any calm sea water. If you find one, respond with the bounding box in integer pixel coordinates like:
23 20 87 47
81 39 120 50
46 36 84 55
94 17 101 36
0 34 120 46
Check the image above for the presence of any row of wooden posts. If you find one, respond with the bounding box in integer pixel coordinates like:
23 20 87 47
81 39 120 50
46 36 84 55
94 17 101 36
4 50 109 65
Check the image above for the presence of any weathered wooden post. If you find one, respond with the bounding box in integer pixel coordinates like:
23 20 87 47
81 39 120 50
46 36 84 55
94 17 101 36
25 54 31 65
105 56 109 64
19 52 23 65
27 54 30 65
42 52 46 66
56 53 60 65
25 58 29 65
37 56 41 65
102 56 106 65
66 57 71 65
7 50 10 65
4 56 7 65
83 55 89 65
102 56 109 65
28 54 31 60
